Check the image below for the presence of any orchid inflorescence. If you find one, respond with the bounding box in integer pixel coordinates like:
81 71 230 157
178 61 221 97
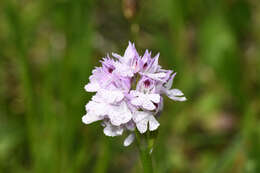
82 42 186 146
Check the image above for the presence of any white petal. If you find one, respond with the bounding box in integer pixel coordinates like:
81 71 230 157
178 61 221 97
84 82 100 92
168 95 187 101
103 124 124 137
148 116 160 131
99 89 124 103
123 133 135 147
91 94 104 102
82 112 102 124
168 89 184 96
85 101 99 111
142 100 156 110
147 94 160 103
133 111 150 122
85 101 108 116
108 102 132 126
166 89 186 101
136 118 148 134
130 90 140 97
131 97 143 106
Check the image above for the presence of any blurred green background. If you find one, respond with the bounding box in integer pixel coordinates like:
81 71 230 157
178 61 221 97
0 0 260 172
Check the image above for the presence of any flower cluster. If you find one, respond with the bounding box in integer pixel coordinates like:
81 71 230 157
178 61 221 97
82 42 186 146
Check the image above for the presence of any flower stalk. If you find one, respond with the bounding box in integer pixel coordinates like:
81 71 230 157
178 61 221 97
135 130 157 173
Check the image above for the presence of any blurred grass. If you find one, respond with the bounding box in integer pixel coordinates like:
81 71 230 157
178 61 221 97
0 0 260 173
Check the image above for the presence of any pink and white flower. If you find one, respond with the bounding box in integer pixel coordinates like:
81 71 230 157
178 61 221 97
82 41 186 146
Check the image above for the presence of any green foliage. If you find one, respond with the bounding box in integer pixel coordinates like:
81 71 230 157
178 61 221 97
0 0 259 172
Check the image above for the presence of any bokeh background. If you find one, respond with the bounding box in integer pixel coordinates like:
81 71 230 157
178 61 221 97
1 0 260 172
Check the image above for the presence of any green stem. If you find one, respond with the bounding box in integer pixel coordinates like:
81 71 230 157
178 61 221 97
135 130 153 173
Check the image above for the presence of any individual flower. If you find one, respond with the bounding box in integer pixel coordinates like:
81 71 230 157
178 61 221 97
82 42 186 146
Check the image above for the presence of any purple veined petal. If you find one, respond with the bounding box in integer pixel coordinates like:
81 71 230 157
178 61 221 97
82 111 103 124
136 76 156 92
148 116 160 131
114 62 134 77
164 72 177 90
148 53 160 73
159 69 173 82
101 56 116 74
136 118 149 134
114 76 131 92
123 42 139 63
123 133 135 147
140 50 152 70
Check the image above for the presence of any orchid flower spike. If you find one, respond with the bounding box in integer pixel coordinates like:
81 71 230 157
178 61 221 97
82 42 186 147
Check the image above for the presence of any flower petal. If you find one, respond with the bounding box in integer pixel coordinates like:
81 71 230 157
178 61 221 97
123 133 135 147
103 123 124 137
147 94 160 103
131 97 143 106
164 73 176 90
123 42 138 63
99 89 124 103
136 118 148 134
144 72 166 81
166 89 186 101
168 89 184 96
112 53 122 59
85 100 108 116
142 100 156 110
84 82 100 92
167 95 187 101
133 111 150 122
108 101 132 126
82 112 102 124
148 116 160 131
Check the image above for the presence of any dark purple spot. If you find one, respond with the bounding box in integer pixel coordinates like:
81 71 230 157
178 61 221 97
144 79 151 87
143 63 148 69
108 68 114 73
